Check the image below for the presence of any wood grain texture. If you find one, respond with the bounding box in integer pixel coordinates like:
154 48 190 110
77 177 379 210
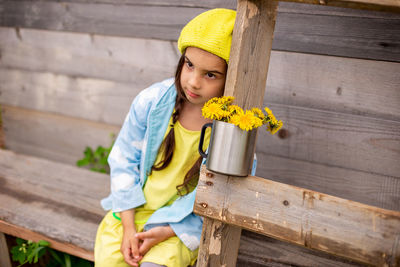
0 221 94 261
1 2 399 62
279 0 400 12
238 230 367 266
0 26 178 85
1 26 399 122
0 232 12 267
224 0 278 110
194 166 400 266
1 105 120 165
255 154 400 212
0 149 109 261
198 1 280 264
258 103 400 178
197 217 242 267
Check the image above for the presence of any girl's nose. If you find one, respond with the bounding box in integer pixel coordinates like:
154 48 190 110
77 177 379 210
188 72 201 90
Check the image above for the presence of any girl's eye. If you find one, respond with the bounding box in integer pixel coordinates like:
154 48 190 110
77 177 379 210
186 61 193 68
206 72 215 78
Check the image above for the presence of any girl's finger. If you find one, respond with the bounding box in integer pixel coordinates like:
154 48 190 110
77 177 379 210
122 247 138 267
135 231 152 240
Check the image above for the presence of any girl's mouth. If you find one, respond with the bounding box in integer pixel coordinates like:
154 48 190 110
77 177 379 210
186 89 200 98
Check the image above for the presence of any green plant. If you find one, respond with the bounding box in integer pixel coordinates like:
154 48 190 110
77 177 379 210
11 238 49 266
76 134 115 173
11 238 93 267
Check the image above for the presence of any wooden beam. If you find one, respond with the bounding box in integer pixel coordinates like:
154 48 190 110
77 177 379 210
197 1 278 266
197 218 242 266
0 233 12 267
224 0 278 109
279 0 400 13
194 166 400 266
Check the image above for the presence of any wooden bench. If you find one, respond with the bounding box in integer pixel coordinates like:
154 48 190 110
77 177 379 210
0 148 108 263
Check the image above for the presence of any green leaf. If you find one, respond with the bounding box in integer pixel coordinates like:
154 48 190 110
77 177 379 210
65 253 71 267
84 147 94 158
76 158 90 167
16 238 24 245
38 240 50 246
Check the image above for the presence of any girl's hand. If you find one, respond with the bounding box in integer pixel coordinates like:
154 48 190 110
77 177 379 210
121 227 143 266
135 226 176 255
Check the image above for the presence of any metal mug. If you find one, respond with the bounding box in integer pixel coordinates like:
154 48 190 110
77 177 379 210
198 120 257 177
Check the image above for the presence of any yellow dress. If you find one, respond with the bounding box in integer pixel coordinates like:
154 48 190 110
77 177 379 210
95 119 210 267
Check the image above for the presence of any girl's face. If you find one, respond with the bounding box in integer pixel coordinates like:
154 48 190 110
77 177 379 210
180 47 227 107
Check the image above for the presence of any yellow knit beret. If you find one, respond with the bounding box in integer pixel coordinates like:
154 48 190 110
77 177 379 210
178 8 236 63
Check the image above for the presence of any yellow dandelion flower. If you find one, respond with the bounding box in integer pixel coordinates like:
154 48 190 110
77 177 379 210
218 96 235 105
253 117 263 128
207 97 220 104
228 105 244 116
228 114 241 126
251 108 265 120
202 102 224 120
264 107 273 116
267 120 283 135
235 110 257 131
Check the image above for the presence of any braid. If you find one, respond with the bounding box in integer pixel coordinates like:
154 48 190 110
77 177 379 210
152 51 203 195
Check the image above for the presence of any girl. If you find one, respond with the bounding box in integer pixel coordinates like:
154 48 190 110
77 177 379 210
94 8 236 267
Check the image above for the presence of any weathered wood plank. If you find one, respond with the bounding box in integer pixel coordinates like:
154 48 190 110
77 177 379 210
265 51 400 122
1 105 120 165
1 2 399 61
0 233 12 267
256 154 400 212
279 0 400 13
198 0 279 264
225 0 278 110
238 230 367 266
257 103 400 178
0 26 178 85
0 69 141 125
0 221 94 261
197 217 242 267
194 166 400 266
1 27 399 122
0 149 109 261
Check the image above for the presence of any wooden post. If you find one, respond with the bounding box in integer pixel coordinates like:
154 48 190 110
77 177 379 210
0 233 12 267
196 0 278 266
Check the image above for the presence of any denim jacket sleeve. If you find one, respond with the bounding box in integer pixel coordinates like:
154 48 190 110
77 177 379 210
104 89 152 212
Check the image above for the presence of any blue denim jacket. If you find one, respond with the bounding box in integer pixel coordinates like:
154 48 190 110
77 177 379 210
101 78 257 251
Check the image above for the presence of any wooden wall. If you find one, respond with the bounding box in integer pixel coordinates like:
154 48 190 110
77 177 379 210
1 1 399 266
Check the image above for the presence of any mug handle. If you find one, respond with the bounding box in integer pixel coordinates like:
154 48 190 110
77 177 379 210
198 123 213 158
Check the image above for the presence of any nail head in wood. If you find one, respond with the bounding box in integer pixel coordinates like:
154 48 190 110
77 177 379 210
206 172 214 178
200 203 208 208
205 181 213 186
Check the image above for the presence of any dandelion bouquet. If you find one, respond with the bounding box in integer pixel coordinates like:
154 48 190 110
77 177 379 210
202 96 283 134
